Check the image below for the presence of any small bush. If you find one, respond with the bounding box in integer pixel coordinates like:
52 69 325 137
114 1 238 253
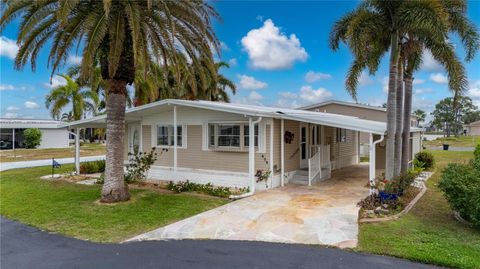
167 180 233 198
414 151 435 170
438 161 480 227
124 148 157 183
23 128 42 149
96 172 105 184
79 160 105 174
474 144 480 160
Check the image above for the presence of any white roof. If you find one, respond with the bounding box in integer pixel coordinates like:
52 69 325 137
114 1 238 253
0 118 66 129
66 99 423 135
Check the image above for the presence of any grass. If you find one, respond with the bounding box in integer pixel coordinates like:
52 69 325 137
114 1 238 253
424 135 480 148
0 165 227 242
0 143 106 162
357 150 480 269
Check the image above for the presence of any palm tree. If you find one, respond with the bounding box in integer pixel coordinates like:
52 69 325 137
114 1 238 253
413 109 426 125
330 0 475 179
45 74 99 121
1 0 220 202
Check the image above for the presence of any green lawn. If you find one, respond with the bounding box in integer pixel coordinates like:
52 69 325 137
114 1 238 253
0 165 227 242
424 135 480 148
357 151 480 269
0 143 106 163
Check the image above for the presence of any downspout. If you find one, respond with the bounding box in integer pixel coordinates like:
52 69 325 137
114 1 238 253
230 116 262 200
369 133 385 195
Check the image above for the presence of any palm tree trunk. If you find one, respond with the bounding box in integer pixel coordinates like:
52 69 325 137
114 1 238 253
101 80 130 202
394 60 404 177
401 74 413 173
386 32 399 180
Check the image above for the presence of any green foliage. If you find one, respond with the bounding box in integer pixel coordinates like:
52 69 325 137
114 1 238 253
414 151 435 170
431 96 479 136
79 160 105 174
124 148 157 184
438 160 480 227
23 128 42 149
474 144 480 160
96 172 105 185
254 169 271 183
167 180 241 198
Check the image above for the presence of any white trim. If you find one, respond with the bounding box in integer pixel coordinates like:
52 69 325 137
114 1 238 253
173 105 177 171
152 123 187 149
280 119 285 187
269 121 274 188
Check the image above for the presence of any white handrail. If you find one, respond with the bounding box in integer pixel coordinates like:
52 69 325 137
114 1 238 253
308 147 321 186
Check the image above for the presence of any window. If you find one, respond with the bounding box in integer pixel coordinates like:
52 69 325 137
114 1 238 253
218 125 240 147
336 128 346 143
156 125 183 147
244 125 258 147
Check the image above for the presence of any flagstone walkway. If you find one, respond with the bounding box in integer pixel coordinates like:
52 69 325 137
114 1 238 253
128 164 370 248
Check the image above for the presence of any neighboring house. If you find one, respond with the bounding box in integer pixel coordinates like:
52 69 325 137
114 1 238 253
299 100 423 161
0 118 69 149
464 120 480 135
67 99 423 192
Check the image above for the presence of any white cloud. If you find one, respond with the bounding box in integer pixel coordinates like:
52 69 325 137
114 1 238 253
67 55 82 65
0 84 15 91
237 74 268 90
467 80 480 107
299 86 333 103
4 112 19 118
0 36 18 60
413 79 425 85
241 19 308 70
220 41 230 51
232 91 264 106
276 92 300 108
256 15 264 22
7 106 19 111
24 101 40 109
228 58 237 67
414 88 433 94
248 91 264 101
44 75 67 88
304 71 332 83
421 50 443 72
430 73 448 84
358 71 373 87
382 76 389 93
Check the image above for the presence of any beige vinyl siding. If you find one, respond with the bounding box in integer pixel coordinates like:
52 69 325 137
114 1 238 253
324 126 358 169
142 125 152 151
272 119 281 175
283 120 300 173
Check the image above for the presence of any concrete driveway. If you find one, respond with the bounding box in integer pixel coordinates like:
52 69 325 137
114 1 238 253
128 164 370 248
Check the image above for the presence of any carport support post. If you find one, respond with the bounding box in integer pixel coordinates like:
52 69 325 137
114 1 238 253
269 120 274 188
248 117 255 193
75 128 80 175
280 119 285 187
369 133 375 194
12 128 15 157
173 105 177 171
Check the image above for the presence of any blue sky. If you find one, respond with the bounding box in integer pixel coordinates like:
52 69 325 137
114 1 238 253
1 1 479 120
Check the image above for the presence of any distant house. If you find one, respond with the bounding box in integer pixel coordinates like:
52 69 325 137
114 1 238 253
0 118 69 150
67 99 423 192
464 120 480 135
299 100 423 163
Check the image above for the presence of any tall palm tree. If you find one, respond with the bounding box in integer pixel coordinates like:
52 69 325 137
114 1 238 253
330 0 473 179
1 0 220 202
413 109 426 125
45 74 99 120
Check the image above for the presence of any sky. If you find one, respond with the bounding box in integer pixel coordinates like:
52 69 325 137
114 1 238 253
1 1 479 121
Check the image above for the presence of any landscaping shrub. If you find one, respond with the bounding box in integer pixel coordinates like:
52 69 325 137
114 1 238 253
124 148 157 183
167 180 232 198
474 143 480 160
23 128 42 149
79 160 106 174
414 151 435 170
438 159 480 227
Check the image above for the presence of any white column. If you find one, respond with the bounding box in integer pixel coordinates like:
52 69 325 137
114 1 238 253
280 119 285 187
75 128 80 175
173 105 177 171
248 117 255 193
269 121 274 188
369 133 375 194
12 128 15 150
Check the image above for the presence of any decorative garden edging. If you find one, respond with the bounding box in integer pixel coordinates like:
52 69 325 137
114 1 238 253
359 172 433 223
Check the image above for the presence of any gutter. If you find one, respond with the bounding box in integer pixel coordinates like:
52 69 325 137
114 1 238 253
230 116 263 200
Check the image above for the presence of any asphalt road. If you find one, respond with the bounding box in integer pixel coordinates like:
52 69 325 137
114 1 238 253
0 217 440 269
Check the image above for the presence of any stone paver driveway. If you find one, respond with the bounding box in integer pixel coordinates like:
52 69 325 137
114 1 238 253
128 164 370 248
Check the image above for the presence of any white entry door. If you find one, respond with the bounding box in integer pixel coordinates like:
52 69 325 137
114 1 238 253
129 124 140 155
300 123 309 168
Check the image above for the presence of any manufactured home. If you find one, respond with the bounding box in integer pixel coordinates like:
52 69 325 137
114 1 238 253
67 99 423 193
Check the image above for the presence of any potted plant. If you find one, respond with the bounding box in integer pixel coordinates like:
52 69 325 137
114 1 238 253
255 169 272 188
375 176 399 202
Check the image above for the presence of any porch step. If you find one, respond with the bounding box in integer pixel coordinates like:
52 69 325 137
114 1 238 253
290 171 309 185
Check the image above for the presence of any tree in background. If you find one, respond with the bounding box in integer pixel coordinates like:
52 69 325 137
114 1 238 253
1 0 220 202
413 109 426 125
432 96 479 137
45 74 99 121
23 128 42 149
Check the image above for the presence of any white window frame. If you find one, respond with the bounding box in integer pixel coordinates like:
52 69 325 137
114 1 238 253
205 121 264 151
153 124 187 149
336 128 347 143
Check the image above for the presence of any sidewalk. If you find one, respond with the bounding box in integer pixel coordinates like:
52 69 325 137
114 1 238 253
0 155 105 171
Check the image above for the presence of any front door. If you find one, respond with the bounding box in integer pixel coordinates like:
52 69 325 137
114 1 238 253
129 124 140 155
300 123 308 168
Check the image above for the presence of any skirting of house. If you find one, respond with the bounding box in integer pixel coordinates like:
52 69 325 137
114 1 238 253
332 154 359 170
147 165 283 190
